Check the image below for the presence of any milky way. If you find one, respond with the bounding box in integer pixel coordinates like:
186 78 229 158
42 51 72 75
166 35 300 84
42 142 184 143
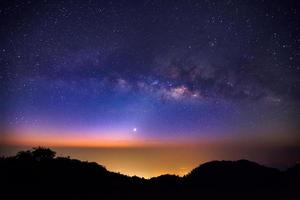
1 0 299 148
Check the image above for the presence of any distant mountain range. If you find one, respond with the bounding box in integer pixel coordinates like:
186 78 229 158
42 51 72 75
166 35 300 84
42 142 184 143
1 147 299 199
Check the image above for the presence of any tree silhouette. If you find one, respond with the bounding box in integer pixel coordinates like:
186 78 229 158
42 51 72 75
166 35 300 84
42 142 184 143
16 147 56 161
31 147 56 160
16 150 33 160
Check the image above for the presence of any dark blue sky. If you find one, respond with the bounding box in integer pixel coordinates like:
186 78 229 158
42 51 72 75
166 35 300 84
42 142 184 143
1 0 299 144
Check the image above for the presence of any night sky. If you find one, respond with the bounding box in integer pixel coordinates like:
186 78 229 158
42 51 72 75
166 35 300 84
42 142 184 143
1 0 300 177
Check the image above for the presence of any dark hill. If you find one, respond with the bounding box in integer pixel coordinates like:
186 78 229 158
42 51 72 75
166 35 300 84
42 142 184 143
185 159 280 186
0 147 299 200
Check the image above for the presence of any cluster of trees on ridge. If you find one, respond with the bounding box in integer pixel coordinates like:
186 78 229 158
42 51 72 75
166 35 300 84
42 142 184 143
0 147 299 200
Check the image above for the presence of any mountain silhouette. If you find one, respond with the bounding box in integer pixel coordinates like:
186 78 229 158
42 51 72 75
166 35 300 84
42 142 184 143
185 159 280 185
0 147 299 200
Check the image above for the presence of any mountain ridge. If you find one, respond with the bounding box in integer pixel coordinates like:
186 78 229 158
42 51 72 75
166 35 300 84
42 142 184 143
1 147 299 200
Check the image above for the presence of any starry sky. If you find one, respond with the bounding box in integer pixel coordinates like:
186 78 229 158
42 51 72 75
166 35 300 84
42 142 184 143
1 0 300 177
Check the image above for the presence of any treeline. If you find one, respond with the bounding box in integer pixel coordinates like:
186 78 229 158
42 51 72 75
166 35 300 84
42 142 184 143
0 147 299 200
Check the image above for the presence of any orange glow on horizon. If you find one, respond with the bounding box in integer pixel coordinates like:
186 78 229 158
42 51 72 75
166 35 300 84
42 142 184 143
1 128 300 178
1 128 209 148
2 125 300 149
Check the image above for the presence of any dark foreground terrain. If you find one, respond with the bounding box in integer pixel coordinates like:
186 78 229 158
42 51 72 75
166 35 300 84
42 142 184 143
0 147 299 200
